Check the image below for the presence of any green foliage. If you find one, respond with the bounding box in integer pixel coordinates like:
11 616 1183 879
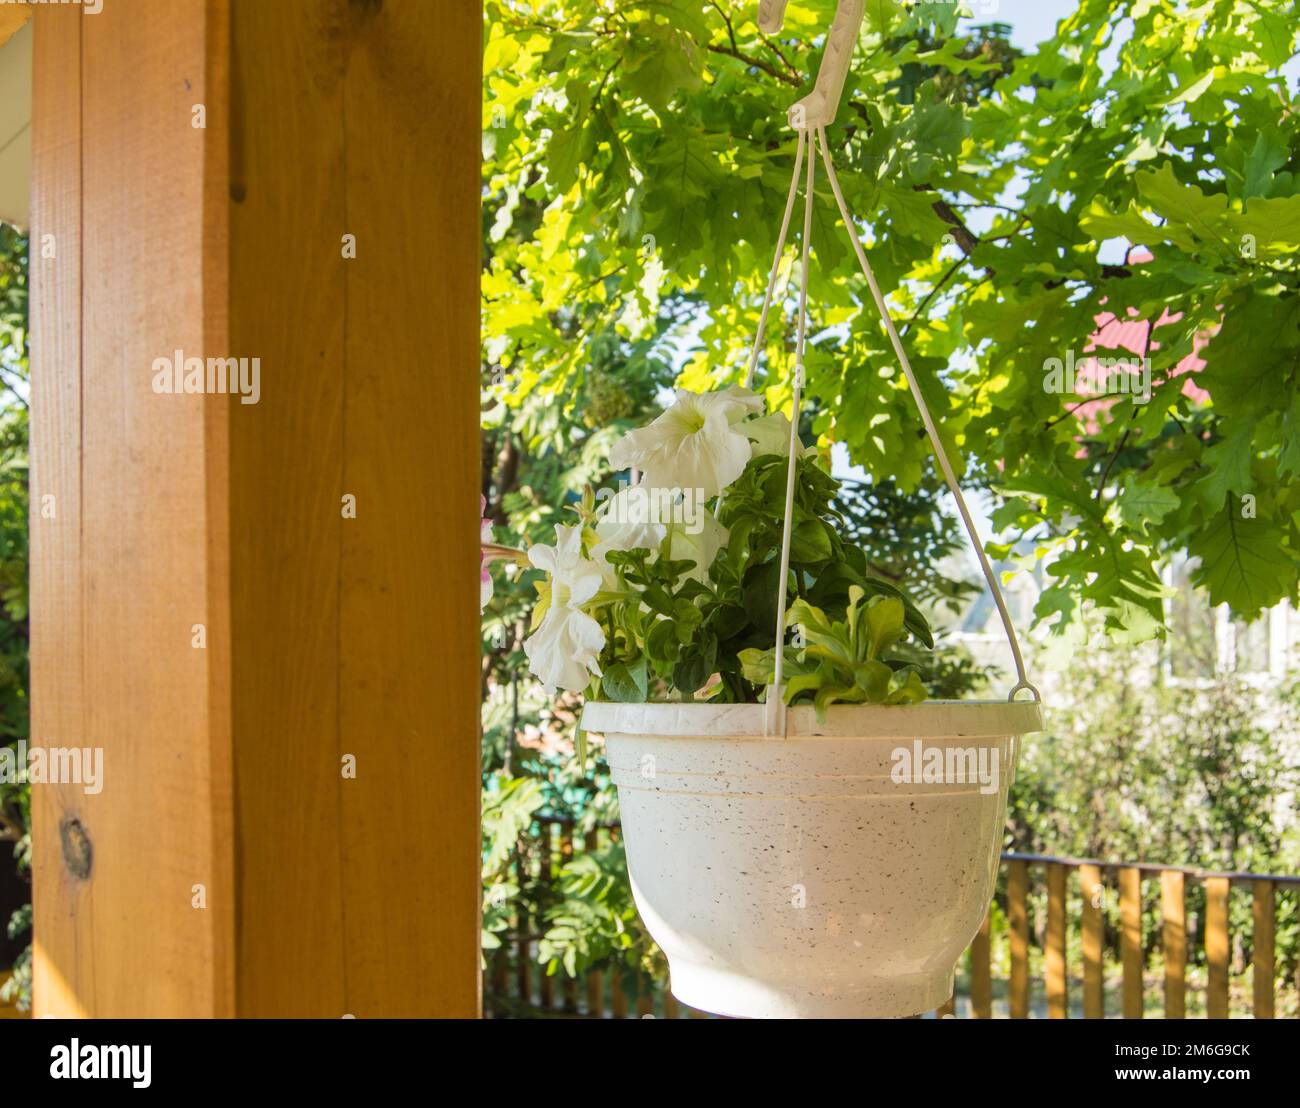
484 0 1300 643
1010 648 1300 874
960 0 1300 634
739 587 928 717
482 774 547 954
1008 630 1300 986
585 451 935 703
537 835 661 988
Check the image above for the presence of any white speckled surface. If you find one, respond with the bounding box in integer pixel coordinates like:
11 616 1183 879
585 702 1043 1019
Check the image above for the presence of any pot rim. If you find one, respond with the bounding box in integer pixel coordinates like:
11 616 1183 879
582 698 1044 739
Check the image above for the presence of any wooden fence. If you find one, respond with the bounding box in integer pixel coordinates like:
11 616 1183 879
487 819 1300 1019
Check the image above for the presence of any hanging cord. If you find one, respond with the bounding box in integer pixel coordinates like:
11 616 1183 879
743 130 806 391
764 132 817 737
814 125 1039 703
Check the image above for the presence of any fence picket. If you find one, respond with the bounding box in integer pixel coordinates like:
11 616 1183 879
1079 863 1103 1019
1252 879 1274 1019
1161 870 1186 1019
486 827 1300 1020
1206 876 1230 1019
1120 867 1143 1019
1008 860 1029 1020
1046 862 1067 1018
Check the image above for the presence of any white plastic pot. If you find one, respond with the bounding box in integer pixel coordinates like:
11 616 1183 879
582 699 1044 1019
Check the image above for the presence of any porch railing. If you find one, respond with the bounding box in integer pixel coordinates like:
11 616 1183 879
486 818 1300 1019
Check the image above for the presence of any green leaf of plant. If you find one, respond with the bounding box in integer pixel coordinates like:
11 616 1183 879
864 595 905 660
646 619 680 665
1189 501 1296 617
790 518 833 563
601 656 649 703
1117 481 1182 532
853 659 893 701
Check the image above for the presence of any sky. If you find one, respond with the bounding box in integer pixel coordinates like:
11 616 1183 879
957 0 1079 49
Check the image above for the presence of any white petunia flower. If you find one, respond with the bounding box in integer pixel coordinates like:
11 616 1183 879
524 606 605 694
664 507 729 584
590 486 669 579
523 524 606 694
608 387 764 499
480 511 495 612
744 411 806 461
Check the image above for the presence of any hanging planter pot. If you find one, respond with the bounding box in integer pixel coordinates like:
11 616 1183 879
583 699 1042 1019
512 0 1047 1019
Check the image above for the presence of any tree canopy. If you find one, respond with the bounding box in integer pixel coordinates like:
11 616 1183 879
482 0 1300 645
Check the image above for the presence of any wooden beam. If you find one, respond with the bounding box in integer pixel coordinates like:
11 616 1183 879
0 4 30 50
29 0 481 1018
29 0 90 1021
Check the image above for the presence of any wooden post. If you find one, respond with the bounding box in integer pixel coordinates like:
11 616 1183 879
1205 876 1230 1019
1252 879 1274 1019
1045 862 1067 1018
969 911 992 1019
1079 863 1104 1019
1160 870 1186 1019
1007 859 1029 1019
1119 867 1143 1018
29 0 482 1017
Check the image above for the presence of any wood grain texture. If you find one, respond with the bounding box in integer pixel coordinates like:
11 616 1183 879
338 0 481 1019
227 0 481 1017
31 0 232 1019
80 0 228 1017
0 4 29 49
31 0 481 1017
226 0 348 1019
28 2 87 1020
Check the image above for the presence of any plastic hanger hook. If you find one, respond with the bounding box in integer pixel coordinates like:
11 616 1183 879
758 0 865 130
